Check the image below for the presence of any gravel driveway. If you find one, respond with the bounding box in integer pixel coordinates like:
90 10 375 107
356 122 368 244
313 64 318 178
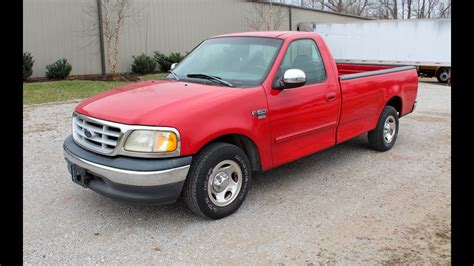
23 79 451 264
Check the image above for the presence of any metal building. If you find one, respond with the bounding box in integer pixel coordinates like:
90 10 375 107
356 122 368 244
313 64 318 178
23 0 369 77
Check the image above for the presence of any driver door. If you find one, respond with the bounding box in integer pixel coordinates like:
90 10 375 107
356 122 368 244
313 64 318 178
266 38 339 167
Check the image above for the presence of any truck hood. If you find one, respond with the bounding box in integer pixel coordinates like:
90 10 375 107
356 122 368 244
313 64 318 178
75 80 240 125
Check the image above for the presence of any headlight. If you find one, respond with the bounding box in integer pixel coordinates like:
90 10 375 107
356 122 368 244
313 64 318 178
124 130 178 153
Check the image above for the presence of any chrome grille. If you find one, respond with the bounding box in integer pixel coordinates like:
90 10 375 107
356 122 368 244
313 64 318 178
72 114 122 154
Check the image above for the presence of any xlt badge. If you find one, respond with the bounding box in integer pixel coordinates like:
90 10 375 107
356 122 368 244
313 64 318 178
251 109 267 119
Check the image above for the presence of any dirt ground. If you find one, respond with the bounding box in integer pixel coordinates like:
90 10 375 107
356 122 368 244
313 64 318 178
23 78 451 264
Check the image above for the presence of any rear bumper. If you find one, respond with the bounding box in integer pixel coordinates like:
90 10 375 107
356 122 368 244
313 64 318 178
63 135 192 204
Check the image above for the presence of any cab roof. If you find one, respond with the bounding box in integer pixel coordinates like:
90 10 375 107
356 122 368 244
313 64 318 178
213 31 319 39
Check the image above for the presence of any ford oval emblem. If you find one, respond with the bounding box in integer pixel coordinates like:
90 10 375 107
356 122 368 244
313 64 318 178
84 129 93 138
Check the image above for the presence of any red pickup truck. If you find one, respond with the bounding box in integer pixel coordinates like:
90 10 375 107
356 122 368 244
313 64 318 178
63 31 418 219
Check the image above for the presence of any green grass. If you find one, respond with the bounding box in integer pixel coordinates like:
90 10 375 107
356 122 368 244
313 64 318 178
23 80 129 105
23 72 168 105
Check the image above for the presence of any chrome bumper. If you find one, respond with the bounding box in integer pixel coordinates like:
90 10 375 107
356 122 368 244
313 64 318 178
64 149 190 187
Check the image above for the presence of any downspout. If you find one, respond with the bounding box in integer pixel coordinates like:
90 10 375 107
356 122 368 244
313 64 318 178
288 6 292 30
97 0 106 76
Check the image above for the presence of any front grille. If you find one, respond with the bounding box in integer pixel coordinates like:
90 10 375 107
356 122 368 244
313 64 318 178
72 115 122 154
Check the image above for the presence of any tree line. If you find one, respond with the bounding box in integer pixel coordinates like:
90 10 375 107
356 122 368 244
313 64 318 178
271 0 451 19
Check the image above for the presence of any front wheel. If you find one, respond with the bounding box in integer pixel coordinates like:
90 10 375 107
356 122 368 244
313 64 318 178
183 142 251 219
368 106 399 152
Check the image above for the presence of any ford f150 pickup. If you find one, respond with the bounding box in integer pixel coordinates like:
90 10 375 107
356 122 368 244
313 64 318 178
63 31 418 219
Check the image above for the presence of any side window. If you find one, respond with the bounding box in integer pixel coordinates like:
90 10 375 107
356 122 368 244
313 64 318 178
278 39 327 84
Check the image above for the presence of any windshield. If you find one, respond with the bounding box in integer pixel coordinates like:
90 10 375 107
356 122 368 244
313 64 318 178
169 37 283 87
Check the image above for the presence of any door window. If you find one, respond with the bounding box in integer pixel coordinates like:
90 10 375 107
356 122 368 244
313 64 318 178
277 39 327 84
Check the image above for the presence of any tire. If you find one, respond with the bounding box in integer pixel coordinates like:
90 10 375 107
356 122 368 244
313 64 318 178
368 106 399 152
183 142 252 219
436 68 449 83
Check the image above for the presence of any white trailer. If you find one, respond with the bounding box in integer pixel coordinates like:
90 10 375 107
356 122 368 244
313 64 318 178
311 19 451 83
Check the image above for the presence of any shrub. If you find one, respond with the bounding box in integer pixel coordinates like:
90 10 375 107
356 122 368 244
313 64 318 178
46 58 72 80
131 53 157 74
154 51 185 72
23 52 34 81
168 52 185 66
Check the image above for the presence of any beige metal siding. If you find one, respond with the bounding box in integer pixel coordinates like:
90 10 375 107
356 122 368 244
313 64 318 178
23 0 102 78
116 0 258 73
23 0 367 77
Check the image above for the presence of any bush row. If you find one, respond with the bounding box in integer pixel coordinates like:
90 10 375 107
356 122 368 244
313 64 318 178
23 52 72 81
46 58 72 80
23 50 185 81
131 51 185 75
23 52 34 80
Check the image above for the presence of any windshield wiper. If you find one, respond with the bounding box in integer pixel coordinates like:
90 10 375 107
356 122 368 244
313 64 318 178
169 70 180 81
187 73 234 87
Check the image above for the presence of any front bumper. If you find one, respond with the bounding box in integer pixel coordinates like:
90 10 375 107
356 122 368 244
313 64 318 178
63 136 192 204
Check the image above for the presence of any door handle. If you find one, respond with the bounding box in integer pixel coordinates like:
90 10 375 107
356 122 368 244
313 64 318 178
326 92 337 102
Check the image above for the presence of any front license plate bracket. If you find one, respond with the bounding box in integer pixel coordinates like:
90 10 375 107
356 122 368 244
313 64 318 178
69 163 91 188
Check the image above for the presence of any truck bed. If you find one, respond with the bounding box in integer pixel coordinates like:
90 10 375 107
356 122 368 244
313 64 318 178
335 63 419 144
336 63 407 76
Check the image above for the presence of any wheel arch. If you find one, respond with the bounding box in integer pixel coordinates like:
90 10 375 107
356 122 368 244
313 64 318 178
385 96 403 115
197 133 262 173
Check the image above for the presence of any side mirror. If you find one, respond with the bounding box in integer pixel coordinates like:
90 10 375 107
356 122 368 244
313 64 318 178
282 69 306 88
170 63 177 70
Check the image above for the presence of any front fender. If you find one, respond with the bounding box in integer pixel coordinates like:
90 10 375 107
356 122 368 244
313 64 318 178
162 86 273 170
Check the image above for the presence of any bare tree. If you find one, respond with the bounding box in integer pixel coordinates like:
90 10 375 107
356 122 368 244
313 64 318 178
302 0 324 9
400 0 417 19
438 0 451 18
247 1 288 31
348 0 371 16
427 0 440 18
83 0 138 79
373 0 389 18
323 0 348 12
411 0 442 18
387 0 398 19
415 0 426 18
101 0 131 78
392 0 398 19
365 0 401 19
407 0 413 18
321 0 372 16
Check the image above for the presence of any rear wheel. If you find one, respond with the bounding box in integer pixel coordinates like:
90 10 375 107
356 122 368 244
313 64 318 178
368 106 399 151
183 142 251 219
436 68 449 83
